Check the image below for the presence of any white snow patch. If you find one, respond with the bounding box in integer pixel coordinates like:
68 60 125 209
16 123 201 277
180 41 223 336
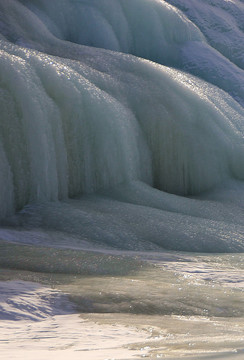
0 281 150 360
0 281 75 321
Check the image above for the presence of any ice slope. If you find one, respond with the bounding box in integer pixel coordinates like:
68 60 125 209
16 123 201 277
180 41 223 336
1 0 242 105
165 0 244 70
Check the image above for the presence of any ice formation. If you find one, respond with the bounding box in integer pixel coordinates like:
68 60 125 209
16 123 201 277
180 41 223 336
0 0 244 252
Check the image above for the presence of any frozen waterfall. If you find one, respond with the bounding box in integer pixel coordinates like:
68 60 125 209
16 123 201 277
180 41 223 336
0 0 244 252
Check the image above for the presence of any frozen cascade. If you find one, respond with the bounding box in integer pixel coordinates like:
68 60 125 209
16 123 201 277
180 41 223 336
2 0 243 106
0 0 244 252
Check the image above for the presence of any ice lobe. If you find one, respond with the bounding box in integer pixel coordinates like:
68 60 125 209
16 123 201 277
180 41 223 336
2 0 242 106
0 37 244 219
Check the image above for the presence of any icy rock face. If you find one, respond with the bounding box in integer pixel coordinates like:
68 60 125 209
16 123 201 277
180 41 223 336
0 1 244 252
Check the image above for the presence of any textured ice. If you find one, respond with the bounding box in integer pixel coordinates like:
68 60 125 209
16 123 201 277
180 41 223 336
0 0 243 252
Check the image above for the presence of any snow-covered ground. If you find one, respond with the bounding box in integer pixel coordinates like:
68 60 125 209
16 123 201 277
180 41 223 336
1 279 244 360
0 281 150 360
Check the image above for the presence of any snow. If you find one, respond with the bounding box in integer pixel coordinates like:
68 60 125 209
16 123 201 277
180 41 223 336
0 281 150 360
